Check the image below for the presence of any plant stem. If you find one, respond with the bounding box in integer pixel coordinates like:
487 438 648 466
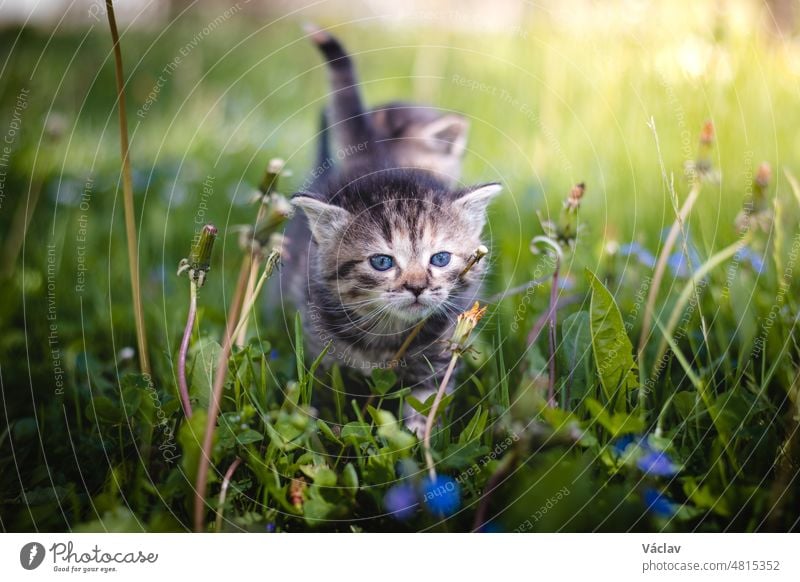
230 250 280 344
177 281 197 418
215 457 242 532
105 0 150 375
194 252 251 531
423 352 459 480
639 118 703 377
530 236 563 407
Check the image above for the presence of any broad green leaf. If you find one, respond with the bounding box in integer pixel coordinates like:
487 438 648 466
190 337 221 410
559 311 593 405
586 270 638 410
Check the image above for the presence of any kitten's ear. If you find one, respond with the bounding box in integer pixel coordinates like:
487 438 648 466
292 194 351 244
452 183 502 231
417 114 469 157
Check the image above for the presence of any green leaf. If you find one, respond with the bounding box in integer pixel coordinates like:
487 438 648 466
341 463 359 494
559 311 593 404
586 270 638 410
340 422 372 445
317 420 342 445
368 407 416 451
584 397 644 437
190 337 221 410
235 429 264 446
178 409 214 485
458 406 488 444
86 396 123 425
369 368 397 396
406 392 454 419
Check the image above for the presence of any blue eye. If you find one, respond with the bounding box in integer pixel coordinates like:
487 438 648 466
369 254 394 271
430 251 451 267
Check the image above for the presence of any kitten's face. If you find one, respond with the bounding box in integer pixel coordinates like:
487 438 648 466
294 183 500 329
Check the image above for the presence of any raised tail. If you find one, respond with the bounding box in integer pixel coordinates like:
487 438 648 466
305 23 375 161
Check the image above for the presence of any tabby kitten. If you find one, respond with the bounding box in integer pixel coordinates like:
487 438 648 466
308 25 469 185
283 27 500 431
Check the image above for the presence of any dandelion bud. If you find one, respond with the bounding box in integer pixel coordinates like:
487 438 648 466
688 120 718 183
448 302 487 353
564 182 586 212
541 182 586 247
753 162 771 212
178 223 217 286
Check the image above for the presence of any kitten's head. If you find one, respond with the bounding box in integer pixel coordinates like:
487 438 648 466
293 170 500 327
370 103 469 185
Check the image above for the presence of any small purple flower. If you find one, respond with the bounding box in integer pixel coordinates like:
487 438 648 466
643 488 677 518
265 522 276 533
421 476 461 517
637 451 679 477
619 242 657 269
270 349 280 361
384 483 418 521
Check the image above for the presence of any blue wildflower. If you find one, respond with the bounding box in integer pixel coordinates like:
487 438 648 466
667 246 702 277
643 488 677 518
619 242 656 269
265 522 276 533
384 483 418 521
637 451 679 477
269 349 280 361
610 434 638 456
737 246 765 274
421 475 461 517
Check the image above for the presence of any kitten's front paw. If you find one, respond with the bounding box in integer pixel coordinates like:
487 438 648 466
403 409 427 438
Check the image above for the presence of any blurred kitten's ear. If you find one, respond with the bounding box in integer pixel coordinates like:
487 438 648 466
418 114 469 157
453 183 502 230
292 194 351 244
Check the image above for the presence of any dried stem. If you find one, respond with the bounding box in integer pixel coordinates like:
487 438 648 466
423 353 459 480
177 281 197 418
215 457 242 532
105 0 150 375
230 250 281 343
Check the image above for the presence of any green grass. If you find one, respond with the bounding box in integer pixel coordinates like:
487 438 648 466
1 7 799 532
